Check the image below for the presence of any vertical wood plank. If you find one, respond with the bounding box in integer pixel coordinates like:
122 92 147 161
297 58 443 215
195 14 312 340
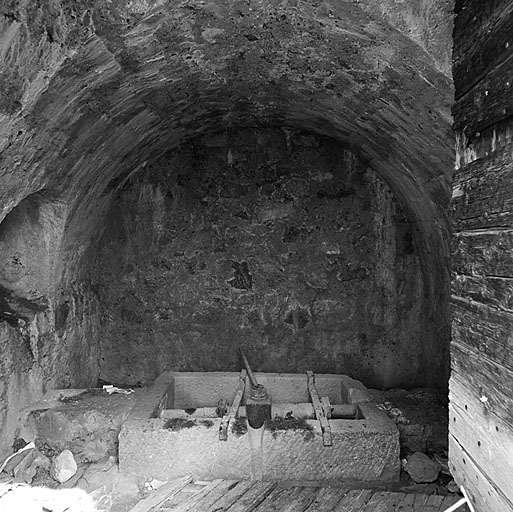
449 435 513 512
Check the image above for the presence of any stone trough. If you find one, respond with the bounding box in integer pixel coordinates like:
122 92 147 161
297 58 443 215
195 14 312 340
119 371 400 486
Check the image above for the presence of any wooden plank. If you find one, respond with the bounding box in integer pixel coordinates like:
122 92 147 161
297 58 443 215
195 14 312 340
281 487 319 512
219 369 246 441
162 483 209 510
171 479 224 512
396 493 417 512
453 0 509 20
361 491 406 511
321 396 332 418
399 493 446 511
250 487 296 512
438 495 470 512
304 487 349 512
182 480 240 511
454 0 467 14
451 142 513 232
453 52 513 137
333 489 373 511
201 480 254 512
453 0 511 42
451 296 513 372
452 274 513 311
226 481 277 512
129 476 193 512
453 0 513 99
420 494 444 511
254 486 318 512
387 494 468 512
449 373 513 506
451 341 513 429
306 371 332 447
455 117 513 170
452 230 513 276
449 435 513 512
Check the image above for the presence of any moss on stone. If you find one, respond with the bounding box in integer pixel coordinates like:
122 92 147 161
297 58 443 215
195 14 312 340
163 418 196 430
231 417 247 437
265 416 315 441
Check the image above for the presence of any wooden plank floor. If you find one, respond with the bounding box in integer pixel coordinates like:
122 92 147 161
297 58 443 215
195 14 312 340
156 480 470 512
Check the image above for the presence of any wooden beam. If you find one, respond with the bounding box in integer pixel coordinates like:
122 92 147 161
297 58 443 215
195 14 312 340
307 371 332 447
452 231 513 277
451 142 513 232
451 296 513 373
219 369 246 441
452 274 513 312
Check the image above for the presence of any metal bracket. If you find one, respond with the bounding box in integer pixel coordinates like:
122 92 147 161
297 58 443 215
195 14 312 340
219 369 247 441
307 370 333 446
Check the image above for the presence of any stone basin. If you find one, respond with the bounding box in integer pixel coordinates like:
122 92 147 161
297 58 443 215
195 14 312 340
119 372 400 486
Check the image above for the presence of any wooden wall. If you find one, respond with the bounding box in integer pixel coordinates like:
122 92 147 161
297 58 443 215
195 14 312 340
450 1 513 510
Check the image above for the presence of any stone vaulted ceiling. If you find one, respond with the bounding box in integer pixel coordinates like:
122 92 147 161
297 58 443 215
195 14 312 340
0 0 453 324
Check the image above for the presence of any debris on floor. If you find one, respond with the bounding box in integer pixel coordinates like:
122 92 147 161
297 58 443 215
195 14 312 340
0 382 462 510
16 387 137 466
0 441 51 484
404 452 441 483
381 388 448 454
103 385 135 396
373 387 459 497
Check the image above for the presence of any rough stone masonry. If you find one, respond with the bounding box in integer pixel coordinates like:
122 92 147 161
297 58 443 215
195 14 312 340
0 0 454 459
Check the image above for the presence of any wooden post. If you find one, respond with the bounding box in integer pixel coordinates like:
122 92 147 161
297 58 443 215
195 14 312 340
307 371 332 447
219 369 247 441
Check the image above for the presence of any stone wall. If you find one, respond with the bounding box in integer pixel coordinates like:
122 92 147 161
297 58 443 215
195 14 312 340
0 0 453 460
0 289 100 460
94 128 425 389
0 188 102 459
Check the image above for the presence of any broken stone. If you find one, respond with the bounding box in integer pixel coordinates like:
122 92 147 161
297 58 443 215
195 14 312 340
81 438 110 463
446 480 460 493
388 407 410 424
433 452 451 475
404 452 441 483
14 450 51 483
50 450 77 484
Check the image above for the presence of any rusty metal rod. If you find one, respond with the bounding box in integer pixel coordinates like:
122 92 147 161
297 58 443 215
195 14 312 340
239 347 259 388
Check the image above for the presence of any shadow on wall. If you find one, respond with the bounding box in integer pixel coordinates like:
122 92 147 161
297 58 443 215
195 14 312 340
0 191 66 324
93 128 427 390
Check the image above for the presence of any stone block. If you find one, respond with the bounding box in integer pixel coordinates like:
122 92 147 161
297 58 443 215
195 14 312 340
119 372 400 485
404 452 440 483
51 450 77 484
